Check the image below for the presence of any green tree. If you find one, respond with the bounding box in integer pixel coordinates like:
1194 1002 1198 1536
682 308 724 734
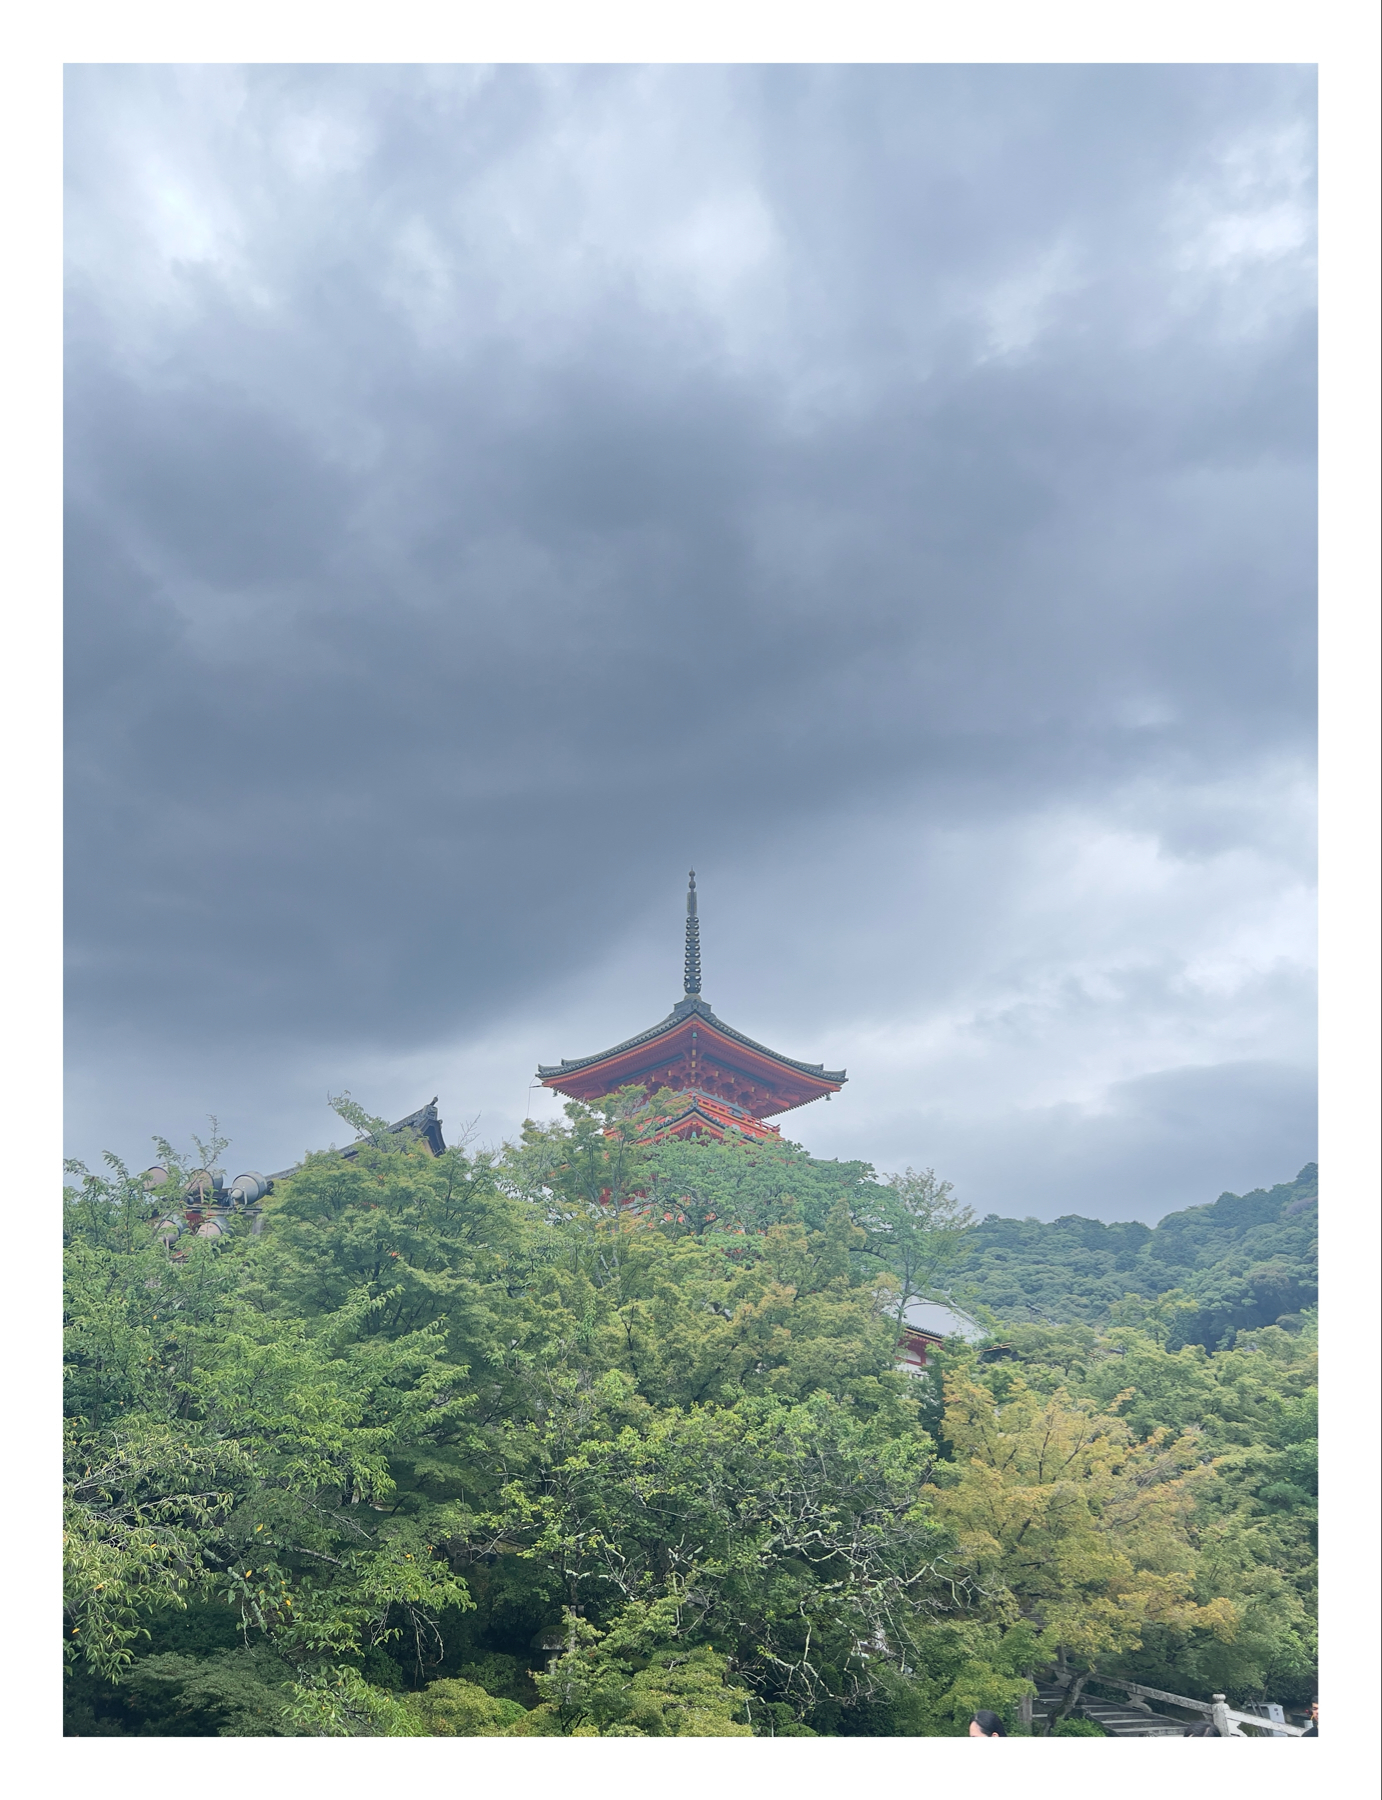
853 1167 976 1318
516 1598 754 1735
64 1108 1315 1735
932 1366 1238 1678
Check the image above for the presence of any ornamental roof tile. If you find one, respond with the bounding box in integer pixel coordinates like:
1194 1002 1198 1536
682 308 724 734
536 994 847 1087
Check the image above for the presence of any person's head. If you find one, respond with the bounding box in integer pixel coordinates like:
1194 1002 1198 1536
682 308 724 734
969 1711 1007 1737
1310 1699 1318 1720
1182 1722 1220 1737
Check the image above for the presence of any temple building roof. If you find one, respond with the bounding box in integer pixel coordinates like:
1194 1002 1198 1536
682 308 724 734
268 1098 445 1181
536 994 846 1088
900 1298 985 1343
638 1088 784 1144
896 1299 986 1371
153 1100 448 1255
537 874 846 1120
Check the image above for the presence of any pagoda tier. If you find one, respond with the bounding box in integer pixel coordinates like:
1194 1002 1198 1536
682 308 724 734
640 1089 783 1144
538 994 845 1118
536 874 846 1123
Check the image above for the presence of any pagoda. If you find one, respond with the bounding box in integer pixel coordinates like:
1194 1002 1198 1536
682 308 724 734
536 874 846 1142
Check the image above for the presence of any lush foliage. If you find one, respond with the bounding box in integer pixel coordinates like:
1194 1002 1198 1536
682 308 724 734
64 1102 1316 1735
947 1166 1317 1347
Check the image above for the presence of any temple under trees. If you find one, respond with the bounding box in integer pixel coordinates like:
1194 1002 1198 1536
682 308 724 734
152 875 969 1364
534 878 966 1364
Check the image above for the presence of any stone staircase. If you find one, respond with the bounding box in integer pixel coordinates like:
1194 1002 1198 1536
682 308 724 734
1034 1681 1187 1737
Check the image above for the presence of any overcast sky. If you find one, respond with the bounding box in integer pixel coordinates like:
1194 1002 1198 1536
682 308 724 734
64 63 1316 1222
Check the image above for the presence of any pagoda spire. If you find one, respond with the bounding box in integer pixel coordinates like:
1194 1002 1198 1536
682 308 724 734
683 870 702 996
537 865 847 1127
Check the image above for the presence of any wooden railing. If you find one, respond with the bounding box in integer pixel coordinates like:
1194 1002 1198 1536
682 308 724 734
1095 1676 1308 1737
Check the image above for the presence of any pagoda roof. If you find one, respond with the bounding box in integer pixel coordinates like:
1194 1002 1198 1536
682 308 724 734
637 1088 784 1144
538 993 846 1117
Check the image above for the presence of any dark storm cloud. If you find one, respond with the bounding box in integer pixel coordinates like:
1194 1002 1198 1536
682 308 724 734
64 64 1316 1213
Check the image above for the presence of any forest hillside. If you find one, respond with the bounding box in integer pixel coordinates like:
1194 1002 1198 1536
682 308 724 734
949 1166 1318 1347
64 1096 1317 1737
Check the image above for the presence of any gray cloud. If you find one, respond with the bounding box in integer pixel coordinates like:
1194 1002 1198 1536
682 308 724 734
64 64 1316 1218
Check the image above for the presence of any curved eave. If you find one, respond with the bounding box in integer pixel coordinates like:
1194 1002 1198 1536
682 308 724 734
900 1324 945 1345
764 1084 844 1117
539 1052 842 1116
639 1092 782 1143
537 997 846 1111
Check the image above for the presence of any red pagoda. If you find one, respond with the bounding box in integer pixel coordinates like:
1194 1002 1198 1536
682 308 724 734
537 873 846 1142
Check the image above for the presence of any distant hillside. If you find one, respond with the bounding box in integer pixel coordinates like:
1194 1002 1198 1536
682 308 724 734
947 1164 1317 1349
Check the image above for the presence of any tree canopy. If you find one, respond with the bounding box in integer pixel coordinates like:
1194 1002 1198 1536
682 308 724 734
946 1166 1317 1348
64 1100 1316 1735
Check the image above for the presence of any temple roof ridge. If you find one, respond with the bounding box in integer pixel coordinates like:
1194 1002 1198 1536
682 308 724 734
535 994 847 1086
267 1098 445 1180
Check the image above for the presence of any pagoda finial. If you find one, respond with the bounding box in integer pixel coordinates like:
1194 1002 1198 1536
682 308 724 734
683 870 701 996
